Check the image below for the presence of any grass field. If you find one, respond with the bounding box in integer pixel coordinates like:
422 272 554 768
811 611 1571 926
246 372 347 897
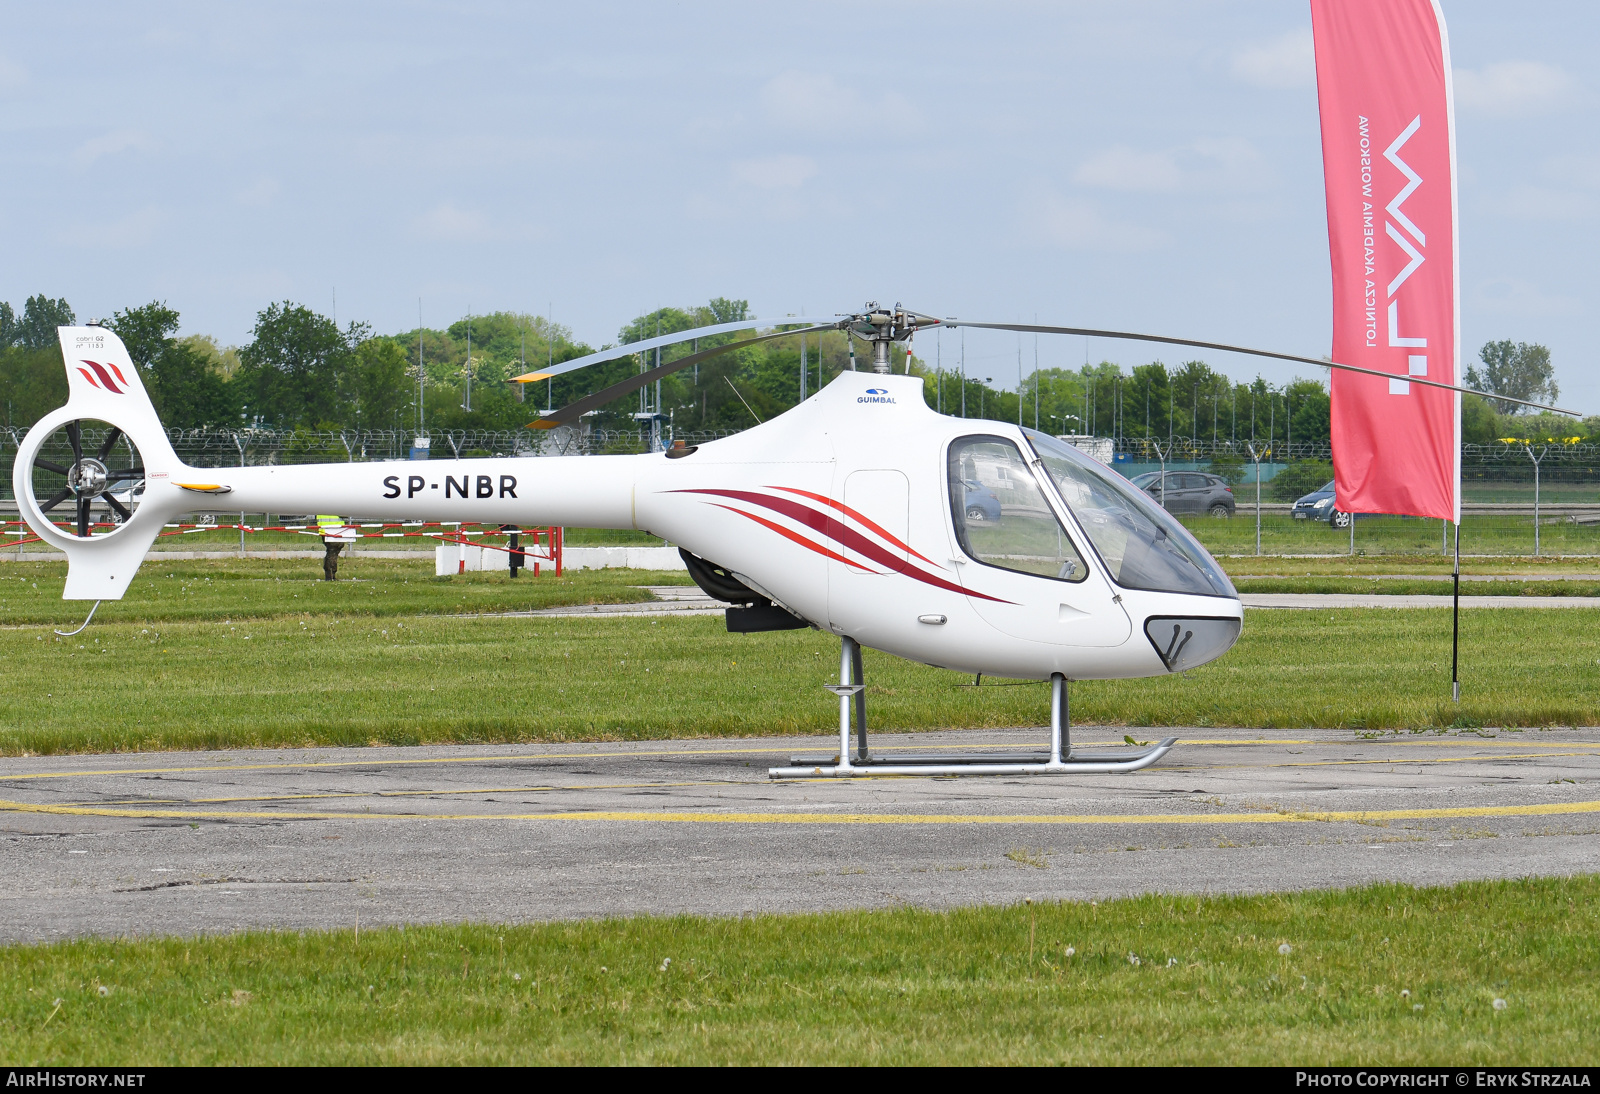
3 522 666 554
1230 576 1600 596
1 876 1593 1065
0 559 682 625
1 557 1597 753
1184 511 1600 558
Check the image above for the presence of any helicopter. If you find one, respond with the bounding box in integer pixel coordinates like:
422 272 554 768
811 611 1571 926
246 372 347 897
14 305 1554 778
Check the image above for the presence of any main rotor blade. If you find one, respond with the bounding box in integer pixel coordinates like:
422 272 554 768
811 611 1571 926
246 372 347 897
511 316 840 385
97 427 124 459
528 324 836 430
943 320 1580 417
66 420 82 463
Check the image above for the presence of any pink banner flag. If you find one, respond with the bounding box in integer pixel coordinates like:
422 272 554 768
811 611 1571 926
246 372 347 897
1312 0 1460 523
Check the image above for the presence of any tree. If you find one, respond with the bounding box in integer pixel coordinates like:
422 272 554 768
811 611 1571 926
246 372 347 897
109 301 239 429
0 345 68 427
1466 340 1556 415
18 295 75 350
236 302 353 428
1288 384 1331 448
340 336 412 431
1461 393 1498 446
0 302 16 349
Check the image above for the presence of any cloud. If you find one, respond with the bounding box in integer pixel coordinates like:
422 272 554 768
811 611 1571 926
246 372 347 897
759 71 922 132
412 202 493 242
731 154 817 190
0 56 26 90
1074 146 1182 193
1231 29 1314 90
72 129 155 166
58 207 165 248
1543 155 1600 190
1023 191 1166 252
1074 137 1269 194
1500 156 1600 221
1503 185 1595 221
1472 278 1579 318
236 179 281 208
1454 61 1577 117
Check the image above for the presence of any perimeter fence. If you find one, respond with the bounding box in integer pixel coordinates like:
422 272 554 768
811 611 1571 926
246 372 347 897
1103 437 1600 557
2 426 1597 558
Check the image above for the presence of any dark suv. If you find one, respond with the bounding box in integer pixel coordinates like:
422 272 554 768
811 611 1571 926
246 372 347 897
1291 480 1353 529
1131 471 1235 517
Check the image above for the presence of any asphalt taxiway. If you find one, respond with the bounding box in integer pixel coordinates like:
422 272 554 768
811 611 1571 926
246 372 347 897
1 727 1596 940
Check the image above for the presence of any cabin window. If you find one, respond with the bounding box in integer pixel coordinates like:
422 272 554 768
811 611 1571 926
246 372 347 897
948 435 1088 583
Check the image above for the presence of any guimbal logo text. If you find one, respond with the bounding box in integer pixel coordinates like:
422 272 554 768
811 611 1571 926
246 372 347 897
858 388 896 404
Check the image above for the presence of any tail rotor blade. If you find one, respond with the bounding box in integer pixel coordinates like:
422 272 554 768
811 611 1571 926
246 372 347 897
66 420 83 464
97 427 124 459
77 496 91 537
39 489 72 513
103 493 131 521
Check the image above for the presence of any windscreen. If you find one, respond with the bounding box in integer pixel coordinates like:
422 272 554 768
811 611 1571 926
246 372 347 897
1023 430 1236 598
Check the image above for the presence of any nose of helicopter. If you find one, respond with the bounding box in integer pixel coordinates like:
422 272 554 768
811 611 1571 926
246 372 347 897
1142 614 1241 673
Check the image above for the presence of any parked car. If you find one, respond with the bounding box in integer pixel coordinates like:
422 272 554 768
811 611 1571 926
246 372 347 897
1130 471 1235 518
962 479 1003 523
1290 480 1353 529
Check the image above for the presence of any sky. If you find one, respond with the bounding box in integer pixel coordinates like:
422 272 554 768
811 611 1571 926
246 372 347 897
2 2 1595 406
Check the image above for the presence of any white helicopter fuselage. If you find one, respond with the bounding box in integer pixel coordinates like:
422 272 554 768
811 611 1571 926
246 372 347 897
17 330 1242 681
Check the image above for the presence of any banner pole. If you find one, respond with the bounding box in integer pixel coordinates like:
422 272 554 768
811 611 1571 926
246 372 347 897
1451 520 1460 702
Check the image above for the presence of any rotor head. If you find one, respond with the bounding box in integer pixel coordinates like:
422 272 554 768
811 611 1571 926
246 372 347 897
842 303 941 374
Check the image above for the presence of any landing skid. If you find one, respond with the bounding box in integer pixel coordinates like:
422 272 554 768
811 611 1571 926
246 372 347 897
767 638 1178 778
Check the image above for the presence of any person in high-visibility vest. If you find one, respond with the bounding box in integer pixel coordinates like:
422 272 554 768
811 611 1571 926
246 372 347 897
317 514 356 581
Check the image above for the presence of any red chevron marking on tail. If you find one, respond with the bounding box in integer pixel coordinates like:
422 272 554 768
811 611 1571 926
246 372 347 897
80 361 125 394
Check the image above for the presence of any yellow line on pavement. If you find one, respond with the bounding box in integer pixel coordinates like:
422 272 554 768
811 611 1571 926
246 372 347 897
174 779 727 805
1238 751 1600 771
3 798 1598 825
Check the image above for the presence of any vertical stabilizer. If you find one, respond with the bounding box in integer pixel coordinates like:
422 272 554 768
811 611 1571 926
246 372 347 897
12 327 185 599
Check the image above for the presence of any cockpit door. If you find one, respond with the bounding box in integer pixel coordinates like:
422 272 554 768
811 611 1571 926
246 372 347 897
947 435 1131 647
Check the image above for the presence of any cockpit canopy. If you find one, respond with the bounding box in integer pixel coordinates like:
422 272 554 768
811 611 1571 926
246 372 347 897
947 430 1236 599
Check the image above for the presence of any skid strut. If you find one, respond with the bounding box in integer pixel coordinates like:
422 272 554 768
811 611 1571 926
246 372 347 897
769 639 1176 778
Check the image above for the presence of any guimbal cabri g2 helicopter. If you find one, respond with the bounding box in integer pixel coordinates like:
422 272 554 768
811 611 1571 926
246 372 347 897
11 305 1500 778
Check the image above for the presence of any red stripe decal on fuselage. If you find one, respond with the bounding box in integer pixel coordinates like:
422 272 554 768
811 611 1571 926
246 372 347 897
709 505 869 570
674 488 1011 604
773 486 946 569
76 367 102 389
